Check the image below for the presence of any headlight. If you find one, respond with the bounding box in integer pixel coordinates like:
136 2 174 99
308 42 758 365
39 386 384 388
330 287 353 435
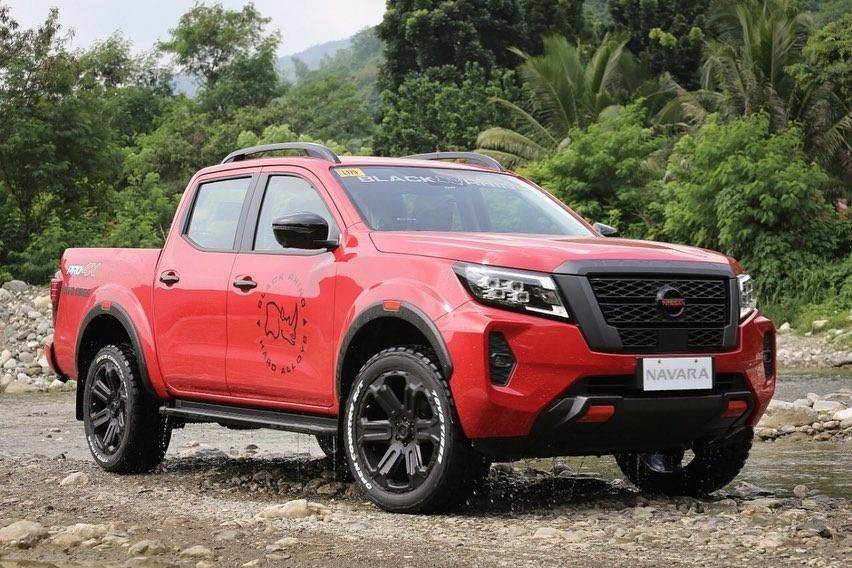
454 263 571 320
738 274 756 320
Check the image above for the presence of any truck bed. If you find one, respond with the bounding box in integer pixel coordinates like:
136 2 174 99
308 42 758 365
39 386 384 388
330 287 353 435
53 248 163 380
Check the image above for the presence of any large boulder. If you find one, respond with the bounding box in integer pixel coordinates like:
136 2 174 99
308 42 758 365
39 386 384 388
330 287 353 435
0 520 48 548
1 280 27 293
758 400 819 428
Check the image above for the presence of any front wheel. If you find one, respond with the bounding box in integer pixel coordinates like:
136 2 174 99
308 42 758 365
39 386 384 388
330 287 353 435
343 346 485 513
83 344 171 473
615 427 754 496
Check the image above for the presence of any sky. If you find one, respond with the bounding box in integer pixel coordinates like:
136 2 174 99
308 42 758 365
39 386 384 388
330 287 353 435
5 1 387 56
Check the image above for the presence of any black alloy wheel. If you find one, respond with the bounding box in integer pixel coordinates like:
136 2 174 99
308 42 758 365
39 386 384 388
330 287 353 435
354 369 442 492
83 344 171 473
88 357 128 456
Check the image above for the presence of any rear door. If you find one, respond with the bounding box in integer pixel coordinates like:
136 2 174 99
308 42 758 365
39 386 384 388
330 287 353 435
153 173 256 396
225 167 340 408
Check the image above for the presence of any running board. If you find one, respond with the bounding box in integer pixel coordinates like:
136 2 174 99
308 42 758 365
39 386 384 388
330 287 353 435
160 400 338 436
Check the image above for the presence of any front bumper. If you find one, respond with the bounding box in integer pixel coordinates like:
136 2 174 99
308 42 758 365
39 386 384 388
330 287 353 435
438 302 775 454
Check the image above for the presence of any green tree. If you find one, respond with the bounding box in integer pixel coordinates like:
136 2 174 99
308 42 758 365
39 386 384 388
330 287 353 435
377 0 585 88
609 0 711 89
661 1 851 187
373 65 516 156
660 113 839 296
158 2 277 86
476 35 643 166
0 6 121 266
521 104 666 235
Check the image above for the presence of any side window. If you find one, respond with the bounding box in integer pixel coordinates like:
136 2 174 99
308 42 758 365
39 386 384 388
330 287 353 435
254 176 336 251
185 177 251 250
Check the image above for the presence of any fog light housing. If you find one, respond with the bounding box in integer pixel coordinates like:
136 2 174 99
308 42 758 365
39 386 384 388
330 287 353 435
488 332 516 386
762 331 775 380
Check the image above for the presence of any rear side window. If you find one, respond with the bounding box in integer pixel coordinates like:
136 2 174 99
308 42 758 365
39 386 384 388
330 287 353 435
185 177 251 250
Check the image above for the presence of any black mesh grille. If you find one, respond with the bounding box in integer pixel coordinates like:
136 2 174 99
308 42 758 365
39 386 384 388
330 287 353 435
589 276 731 353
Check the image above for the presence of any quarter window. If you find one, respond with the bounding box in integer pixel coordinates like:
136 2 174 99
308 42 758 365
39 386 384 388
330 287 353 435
254 176 336 251
185 177 251 250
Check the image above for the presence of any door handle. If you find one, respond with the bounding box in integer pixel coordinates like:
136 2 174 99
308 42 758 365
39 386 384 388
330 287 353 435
233 278 257 290
159 271 180 285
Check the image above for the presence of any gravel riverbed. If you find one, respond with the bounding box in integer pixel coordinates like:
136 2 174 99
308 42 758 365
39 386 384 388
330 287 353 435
1 281 851 566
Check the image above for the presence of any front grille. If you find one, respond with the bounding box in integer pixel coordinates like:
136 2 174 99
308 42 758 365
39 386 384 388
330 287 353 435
589 276 731 352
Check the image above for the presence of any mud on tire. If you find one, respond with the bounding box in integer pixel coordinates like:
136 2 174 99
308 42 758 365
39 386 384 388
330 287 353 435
83 344 171 473
615 427 754 497
343 346 487 513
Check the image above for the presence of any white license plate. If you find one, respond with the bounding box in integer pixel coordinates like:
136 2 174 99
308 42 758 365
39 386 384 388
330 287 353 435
641 357 713 391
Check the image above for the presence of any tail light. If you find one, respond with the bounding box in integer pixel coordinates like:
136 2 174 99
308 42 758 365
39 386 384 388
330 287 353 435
50 274 63 321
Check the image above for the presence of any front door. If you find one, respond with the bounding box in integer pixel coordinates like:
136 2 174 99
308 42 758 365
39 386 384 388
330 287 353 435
153 174 254 396
226 169 339 408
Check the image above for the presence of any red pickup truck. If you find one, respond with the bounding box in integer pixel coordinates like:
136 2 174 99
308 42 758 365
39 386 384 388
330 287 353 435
47 143 775 513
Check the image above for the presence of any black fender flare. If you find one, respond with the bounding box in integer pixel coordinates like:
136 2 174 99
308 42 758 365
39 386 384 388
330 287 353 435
335 301 453 400
75 303 157 420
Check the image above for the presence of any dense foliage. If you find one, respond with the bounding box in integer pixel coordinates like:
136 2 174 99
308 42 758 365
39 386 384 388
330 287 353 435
0 0 849 326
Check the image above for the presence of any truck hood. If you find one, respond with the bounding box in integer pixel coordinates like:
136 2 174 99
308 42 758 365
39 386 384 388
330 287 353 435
369 232 732 273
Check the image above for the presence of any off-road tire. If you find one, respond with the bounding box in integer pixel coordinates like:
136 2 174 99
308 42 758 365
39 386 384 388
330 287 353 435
343 346 486 513
615 427 754 496
83 344 171 473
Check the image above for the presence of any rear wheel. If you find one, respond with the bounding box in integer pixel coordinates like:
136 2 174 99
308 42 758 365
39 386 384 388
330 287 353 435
83 344 171 473
343 346 486 513
615 427 753 496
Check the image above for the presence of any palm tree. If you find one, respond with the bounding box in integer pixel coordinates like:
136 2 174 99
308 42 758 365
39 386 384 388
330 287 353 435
476 35 641 167
659 0 851 176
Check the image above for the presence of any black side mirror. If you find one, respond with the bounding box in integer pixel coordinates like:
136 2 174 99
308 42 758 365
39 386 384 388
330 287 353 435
592 222 618 237
272 212 337 250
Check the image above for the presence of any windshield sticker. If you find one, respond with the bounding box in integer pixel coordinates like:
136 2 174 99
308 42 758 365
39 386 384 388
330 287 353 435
336 167 366 177
349 173 518 190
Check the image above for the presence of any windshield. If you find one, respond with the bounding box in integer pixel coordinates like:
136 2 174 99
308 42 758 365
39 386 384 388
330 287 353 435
333 166 592 236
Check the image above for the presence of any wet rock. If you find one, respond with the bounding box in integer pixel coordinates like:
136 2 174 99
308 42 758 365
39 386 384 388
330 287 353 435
60 471 90 486
0 520 48 548
128 539 167 556
315 481 346 496
180 545 214 559
4 380 38 394
704 499 738 515
531 527 564 539
258 499 330 520
266 536 299 551
833 408 852 422
2 280 28 292
813 400 844 413
51 523 109 547
759 400 819 428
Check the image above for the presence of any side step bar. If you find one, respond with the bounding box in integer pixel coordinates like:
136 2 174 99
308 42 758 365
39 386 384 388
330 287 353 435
160 400 338 436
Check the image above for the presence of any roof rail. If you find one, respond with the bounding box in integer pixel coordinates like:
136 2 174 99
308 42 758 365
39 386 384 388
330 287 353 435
221 142 341 164
403 151 506 172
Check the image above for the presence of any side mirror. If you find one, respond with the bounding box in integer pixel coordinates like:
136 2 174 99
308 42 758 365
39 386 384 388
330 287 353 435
592 222 618 237
272 212 337 250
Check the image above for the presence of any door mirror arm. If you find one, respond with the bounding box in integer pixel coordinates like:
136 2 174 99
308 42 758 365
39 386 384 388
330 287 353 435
592 222 618 237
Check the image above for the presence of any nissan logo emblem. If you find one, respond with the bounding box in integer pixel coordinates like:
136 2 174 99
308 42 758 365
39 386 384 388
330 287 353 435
656 285 686 318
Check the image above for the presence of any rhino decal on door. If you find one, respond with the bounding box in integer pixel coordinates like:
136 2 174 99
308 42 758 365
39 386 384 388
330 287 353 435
264 300 299 345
